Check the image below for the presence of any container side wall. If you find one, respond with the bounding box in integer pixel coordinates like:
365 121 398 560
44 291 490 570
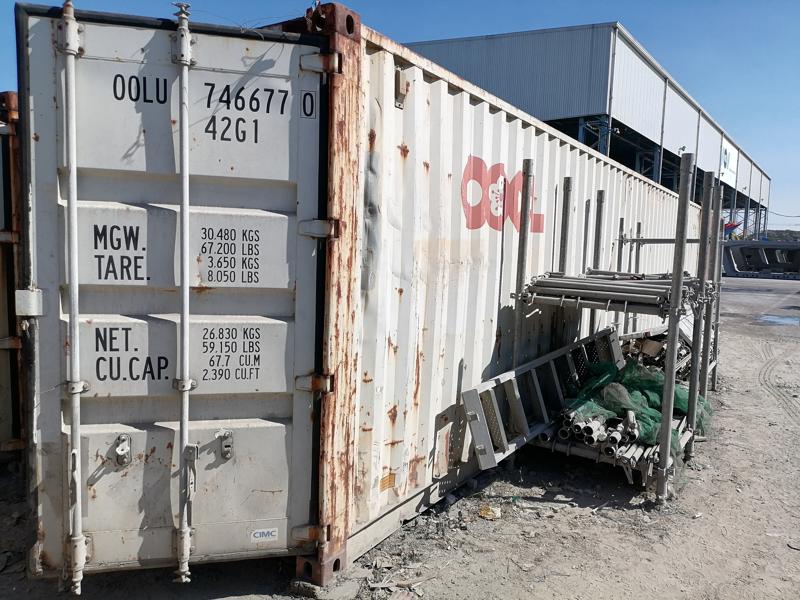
355 29 701 532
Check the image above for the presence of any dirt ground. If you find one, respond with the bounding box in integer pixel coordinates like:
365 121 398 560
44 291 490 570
2 276 799 599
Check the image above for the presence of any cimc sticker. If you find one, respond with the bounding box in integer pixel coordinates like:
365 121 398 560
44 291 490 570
460 155 545 233
250 528 279 543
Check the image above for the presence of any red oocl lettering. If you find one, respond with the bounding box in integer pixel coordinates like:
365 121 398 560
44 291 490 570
460 155 544 233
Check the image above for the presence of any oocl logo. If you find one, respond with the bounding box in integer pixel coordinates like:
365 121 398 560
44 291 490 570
460 155 545 233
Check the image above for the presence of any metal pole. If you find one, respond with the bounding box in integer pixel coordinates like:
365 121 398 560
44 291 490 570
174 3 194 584
581 198 591 274
512 159 534 367
710 219 723 390
684 172 714 461
62 2 86 594
589 190 605 332
699 186 722 401
614 217 625 327
632 221 642 332
558 176 572 274
656 152 694 505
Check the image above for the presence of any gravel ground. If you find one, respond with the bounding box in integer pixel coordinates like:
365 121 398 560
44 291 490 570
1 277 799 599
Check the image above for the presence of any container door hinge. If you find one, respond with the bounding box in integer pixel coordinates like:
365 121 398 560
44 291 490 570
296 374 333 393
15 289 43 317
299 219 339 239
300 52 342 74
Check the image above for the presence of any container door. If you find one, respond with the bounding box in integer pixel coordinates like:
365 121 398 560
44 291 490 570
19 7 325 571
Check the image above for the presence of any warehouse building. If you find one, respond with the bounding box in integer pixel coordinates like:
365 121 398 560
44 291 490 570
409 23 770 238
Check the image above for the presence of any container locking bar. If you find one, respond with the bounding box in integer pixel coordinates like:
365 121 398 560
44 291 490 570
172 2 195 584
59 1 87 594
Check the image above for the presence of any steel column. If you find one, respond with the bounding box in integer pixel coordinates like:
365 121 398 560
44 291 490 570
589 190 604 332
558 176 572 274
656 152 694 505
684 172 714 460
699 186 722 401
512 159 534 367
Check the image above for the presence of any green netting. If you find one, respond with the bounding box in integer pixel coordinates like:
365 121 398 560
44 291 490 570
568 359 713 447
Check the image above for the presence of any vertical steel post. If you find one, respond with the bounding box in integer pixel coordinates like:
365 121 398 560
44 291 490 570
656 152 694 505
512 160 534 367
558 176 572 274
174 3 194 584
710 219 723 390
699 186 722 401
61 1 86 594
581 198 591 274
684 172 715 460
589 190 604 332
631 221 642 332
613 217 625 327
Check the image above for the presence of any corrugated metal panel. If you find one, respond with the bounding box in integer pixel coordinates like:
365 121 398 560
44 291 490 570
663 86 698 156
355 28 701 530
611 36 664 142
737 155 752 195
697 115 722 173
407 25 612 121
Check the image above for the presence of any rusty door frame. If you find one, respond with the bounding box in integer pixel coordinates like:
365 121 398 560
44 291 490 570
275 3 363 586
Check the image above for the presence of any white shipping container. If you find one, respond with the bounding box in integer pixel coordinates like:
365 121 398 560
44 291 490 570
10 2 701 591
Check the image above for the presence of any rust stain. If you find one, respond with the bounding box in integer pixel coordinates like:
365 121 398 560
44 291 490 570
413 349 422 407
397 143 409 158
397 287 404 297
362 371 373 383
120 471 129 478
360 425 373 432
32 133 39 141
166 441 173 450
368 128 376 151
408 455 425 488
387 405 398 424
423 161 430 172
387 336 398 354
385 439 403 446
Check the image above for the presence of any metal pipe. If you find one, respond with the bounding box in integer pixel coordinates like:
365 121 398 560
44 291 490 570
512 159 534 367
710 224 723 391
531 277 674 296
589 190 604 332
614 217 625 326
656 152 694 504
632 222 642 332
581 198 591 274
684 172 715 460
62 2 85 594
558 176 572 273
625 238 701 244
174 3 194 584
700 196 723 401
526 285 664 305
526 295 664 317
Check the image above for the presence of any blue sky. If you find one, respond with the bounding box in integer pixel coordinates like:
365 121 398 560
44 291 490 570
2 0 798 228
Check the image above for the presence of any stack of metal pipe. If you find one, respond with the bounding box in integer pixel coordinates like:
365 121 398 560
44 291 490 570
518 270 700 318
556 409 641 458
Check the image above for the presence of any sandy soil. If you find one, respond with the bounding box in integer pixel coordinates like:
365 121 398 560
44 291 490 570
1 277 799 599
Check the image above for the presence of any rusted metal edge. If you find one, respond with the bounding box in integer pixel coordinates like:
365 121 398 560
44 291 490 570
277 3 363 587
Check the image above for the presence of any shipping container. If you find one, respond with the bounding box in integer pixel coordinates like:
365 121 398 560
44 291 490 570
8 2 702 592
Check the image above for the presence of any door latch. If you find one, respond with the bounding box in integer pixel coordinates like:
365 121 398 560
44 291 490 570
114 434 131 467
216 429 233 460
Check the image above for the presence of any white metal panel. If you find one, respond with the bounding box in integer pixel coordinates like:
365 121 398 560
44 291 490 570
697 115 722 173
662 86 698 156
750 167 763 203
355 30 701 529
611 36 664 142
720 136 738 187
21 8 323 574
737 154 752 195
408 25 612 121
